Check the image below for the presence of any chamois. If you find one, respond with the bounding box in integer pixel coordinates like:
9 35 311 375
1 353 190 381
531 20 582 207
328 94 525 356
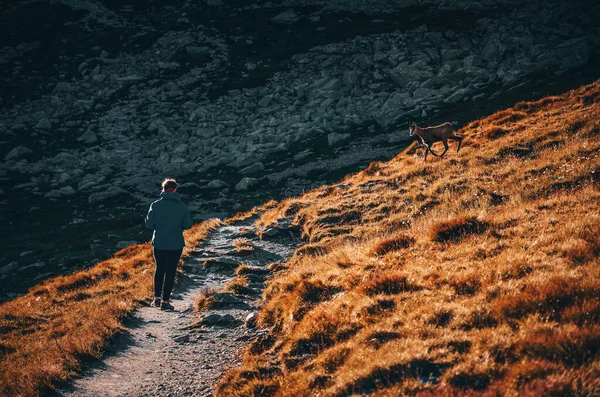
408 121 464 162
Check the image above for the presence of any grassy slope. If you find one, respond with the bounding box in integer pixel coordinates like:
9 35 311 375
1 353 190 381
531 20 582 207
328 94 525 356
216 82 600 396
0 220 220 397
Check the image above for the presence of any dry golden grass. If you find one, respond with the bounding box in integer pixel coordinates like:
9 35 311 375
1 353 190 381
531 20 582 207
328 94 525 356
233 238 255 254
216 82 600 396
194 287 218 311
0 219 220 397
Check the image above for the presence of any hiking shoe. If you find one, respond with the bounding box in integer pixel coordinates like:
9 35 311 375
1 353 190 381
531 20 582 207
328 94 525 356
151 298 161 308
160 301 174 311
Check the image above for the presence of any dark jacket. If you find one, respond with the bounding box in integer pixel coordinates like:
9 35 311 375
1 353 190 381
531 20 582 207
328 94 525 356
145 192 193 250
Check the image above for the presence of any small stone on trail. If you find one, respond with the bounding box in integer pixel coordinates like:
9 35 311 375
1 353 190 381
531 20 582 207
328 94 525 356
212 292 243 304
245 312 257 328
200 313 237 326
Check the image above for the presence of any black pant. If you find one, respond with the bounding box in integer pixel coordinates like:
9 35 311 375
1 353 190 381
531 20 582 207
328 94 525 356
153 247 183 301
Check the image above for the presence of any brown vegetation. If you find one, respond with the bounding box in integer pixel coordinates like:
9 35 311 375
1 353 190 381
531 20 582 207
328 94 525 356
0 220 219 397
216 82 600 396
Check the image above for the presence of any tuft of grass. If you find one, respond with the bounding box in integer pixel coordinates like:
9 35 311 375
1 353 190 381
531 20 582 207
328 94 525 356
233 238 254 254
194 287 218 312
494 277 595 321
369 233 415 256
362 272 421 296
429 215 489 243
224 275 255 296
483 125 510 140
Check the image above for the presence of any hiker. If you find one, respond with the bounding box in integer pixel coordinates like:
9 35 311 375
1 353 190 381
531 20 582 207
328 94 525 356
145 178 193 310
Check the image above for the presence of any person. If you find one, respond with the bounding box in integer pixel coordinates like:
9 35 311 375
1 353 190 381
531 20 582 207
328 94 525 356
145 178 193 310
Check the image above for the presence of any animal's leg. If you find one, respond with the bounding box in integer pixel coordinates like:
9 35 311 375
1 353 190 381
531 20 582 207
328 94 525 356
423 144 429 161
440 139 449 157
451 135 464 152
428 144 440 157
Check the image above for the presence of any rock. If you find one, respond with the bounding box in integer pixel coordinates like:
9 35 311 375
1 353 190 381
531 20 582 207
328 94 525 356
200 313 237 326
158 61 180 70
444 88 469 104
116 75 145 83
245 312 257 328
463 55 482 68
77 129 98 144
212 292 243 304
386 64 433 88
239 161 265 175
202 257 239 271
88 187 130 203
74 100 94 110
174 144 189 154
413 87 435 100
387 133 406 144
172 334 190 343
116 240 139 249
44 186 77 199
5 146 33 161
374 92 411 128
305 77 342 100
31 111 46 121
53 82 76 93
245 62 257 71
327 132 351 147
35 118 52 130
78 173 106 190
481 34 505 60
352 53 373 70
258 94 273 107
203 179 230 190
235 177 259 191
271 8 299 24
536 37 591 71
0 262 19 276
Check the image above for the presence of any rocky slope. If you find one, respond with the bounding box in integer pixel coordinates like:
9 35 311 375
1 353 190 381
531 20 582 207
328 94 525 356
1 0 599 298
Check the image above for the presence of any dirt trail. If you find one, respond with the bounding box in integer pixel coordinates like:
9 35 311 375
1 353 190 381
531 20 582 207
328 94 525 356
55 217 300 397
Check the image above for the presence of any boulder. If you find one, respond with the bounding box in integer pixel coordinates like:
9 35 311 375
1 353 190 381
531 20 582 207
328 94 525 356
212 292 243 304
305 77 342 100
235 177 259 191
258 94 273 107
77 129 98 144
4 146 33 161
78 174 106 190
245 312 257 328
203 179 230 189
200 313 237 326
173 143 189 154
271 8 299 24
116 240 139 249
481 34 505 60
374 92 411 128
88 187 130 204
116 75 145 83
444 88 469 104
35 118 52 130
327 132 351 147
45 186 76 199
386 63 433 88
239 161 265 175
202 257 239 271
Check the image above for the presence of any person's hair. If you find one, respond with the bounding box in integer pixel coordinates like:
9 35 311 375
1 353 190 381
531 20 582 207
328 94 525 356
161 178 178 191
